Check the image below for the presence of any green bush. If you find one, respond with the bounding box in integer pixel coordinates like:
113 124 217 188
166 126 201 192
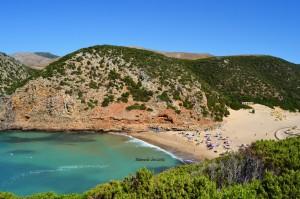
89 80 98 89
101 95 114 107
117 92 130 103
123 76 153 102
158 91 171 103
126 103 146 111
183 99 193 109
108 69 121 80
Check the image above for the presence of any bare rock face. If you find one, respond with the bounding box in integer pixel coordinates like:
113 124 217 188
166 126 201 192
3 80 212 132
0 46 218 132
0 97 15 130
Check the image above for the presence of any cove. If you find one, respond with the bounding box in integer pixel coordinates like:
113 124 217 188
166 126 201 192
0 131 181 196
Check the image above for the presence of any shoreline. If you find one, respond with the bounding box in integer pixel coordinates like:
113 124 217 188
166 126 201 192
0 127 123 133
130 104 300 161
1 104 299 163
129 131 215 161
0 129 199 162
2 123 299 164
110 132 186 162
0 128 205 162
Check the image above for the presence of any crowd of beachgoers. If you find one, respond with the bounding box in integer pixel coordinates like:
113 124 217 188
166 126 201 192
131 104 300 161
177 130 233 154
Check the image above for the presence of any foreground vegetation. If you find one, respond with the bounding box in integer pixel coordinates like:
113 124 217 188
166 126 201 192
1 137 299 199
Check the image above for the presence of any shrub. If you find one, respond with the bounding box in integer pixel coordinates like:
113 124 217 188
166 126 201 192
89 80 98 89
126 103 146 111
102 95 114 107
123 76 153 102
117 92 130 103
158 91 171 103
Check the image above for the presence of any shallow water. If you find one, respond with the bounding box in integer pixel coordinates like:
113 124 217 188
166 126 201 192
0 131 181 195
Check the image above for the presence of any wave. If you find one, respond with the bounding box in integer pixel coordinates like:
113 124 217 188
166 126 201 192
112 133 183 162
59 165 108 170
2 164 108 186
28 164 109 174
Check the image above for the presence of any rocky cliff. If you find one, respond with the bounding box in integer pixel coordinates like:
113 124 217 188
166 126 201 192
0 46 220 132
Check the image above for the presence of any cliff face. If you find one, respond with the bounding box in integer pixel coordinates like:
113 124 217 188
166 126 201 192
0 46 217 132
0 97 14 130
2 83 212 131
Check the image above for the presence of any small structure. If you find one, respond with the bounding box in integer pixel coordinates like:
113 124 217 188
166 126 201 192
242 102 254 106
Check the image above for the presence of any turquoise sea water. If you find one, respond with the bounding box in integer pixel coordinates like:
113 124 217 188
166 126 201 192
0 131 181 196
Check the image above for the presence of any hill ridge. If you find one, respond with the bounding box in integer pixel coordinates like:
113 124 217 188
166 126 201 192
0 45 299 132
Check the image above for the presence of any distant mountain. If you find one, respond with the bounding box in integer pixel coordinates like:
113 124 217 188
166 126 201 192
129 46 212 60
34 52 59 59
12 52 59 69
0 52 35 96
159 51 212 60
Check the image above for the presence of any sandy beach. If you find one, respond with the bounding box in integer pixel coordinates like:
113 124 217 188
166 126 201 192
130 104 300 161
130 131 216 161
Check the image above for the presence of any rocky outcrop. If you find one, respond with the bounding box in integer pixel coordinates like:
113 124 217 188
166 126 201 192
0 97 15 130
0 80 213 132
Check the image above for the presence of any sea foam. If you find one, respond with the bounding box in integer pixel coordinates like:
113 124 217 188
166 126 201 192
3 164 109 186
111 132 183 162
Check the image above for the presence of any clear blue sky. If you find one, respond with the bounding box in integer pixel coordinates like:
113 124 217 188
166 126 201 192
1 0 299 63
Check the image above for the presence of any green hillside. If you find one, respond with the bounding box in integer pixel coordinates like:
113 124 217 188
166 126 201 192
42 45 300 113
1 45 300 118
1 137 299 199
35 45 300 120
188 56 300 111
37 45 229 121
0 52 37 96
